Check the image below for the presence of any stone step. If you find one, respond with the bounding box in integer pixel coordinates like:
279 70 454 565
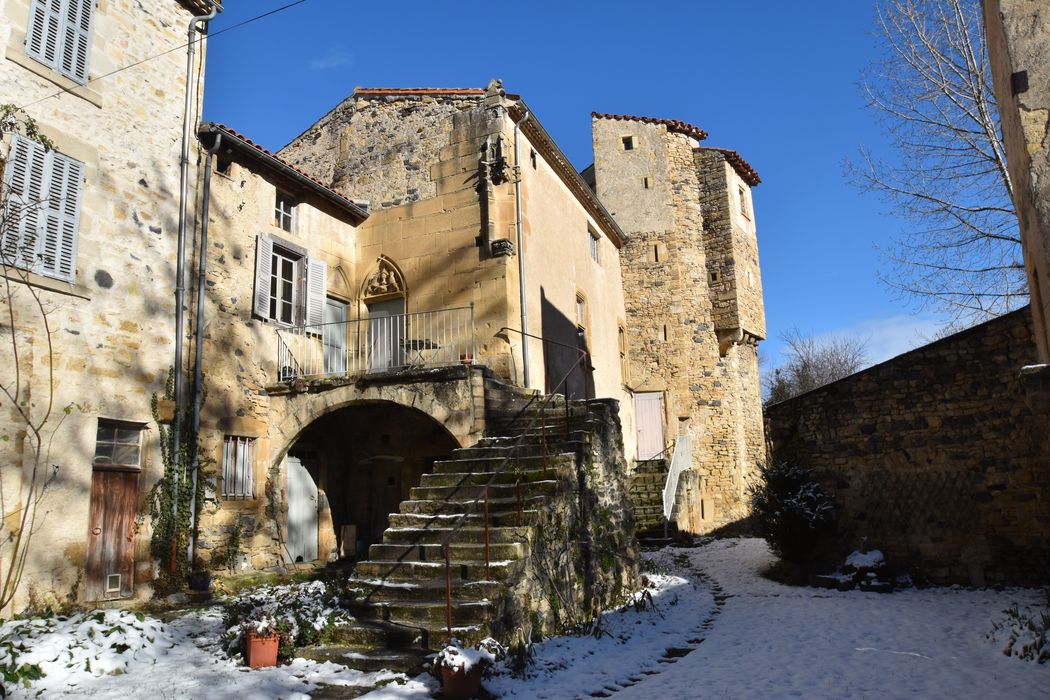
383 525 531 546
368 541 526 563
428 456 572 477
480 429 591 447
350 599 495 628
398 494 545 516
408 480 559 503
298 645 433 676
345 577 501 604
387 510 541 529
353 558 522 582
451 440 588 459
322 620 423 649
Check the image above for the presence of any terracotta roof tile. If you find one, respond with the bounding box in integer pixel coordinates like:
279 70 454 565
696 146 761 186
353 87 486 96
591 112 708 141
198 122 368 220
177 0 221 14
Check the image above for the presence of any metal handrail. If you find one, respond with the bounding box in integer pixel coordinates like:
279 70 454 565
662 434 691 521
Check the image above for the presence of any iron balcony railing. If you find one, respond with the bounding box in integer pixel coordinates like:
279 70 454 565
276 305 476 381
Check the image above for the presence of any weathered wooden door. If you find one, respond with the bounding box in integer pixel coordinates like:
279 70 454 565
366 298 405 372
85 470 138 600
286 455 318 562
635 392 666 461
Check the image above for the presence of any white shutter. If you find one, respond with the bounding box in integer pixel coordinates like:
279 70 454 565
253 234 273 319
25 0 63 72
40 152 82 281
59 0 94 84
3 135 48 272
305 257 327 327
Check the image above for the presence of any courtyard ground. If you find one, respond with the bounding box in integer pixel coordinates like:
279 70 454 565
2 538 1047 699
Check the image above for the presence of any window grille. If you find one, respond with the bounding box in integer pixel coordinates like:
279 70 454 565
222 436 254 499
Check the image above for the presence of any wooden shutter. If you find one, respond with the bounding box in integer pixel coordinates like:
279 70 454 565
305 257 326 327
253 234 273 319
59 0 94 84
25 0 63 72
2 136 41 266
40 151 83 282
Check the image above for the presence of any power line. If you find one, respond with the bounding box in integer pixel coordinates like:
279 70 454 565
18 0 309 111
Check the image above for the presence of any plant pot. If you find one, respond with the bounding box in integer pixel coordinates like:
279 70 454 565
441 665 483 699
245 631 279 668
459 353 474 365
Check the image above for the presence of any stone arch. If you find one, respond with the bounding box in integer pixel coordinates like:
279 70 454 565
361 255 407 305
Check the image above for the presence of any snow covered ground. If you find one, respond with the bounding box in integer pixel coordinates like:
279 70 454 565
3 538 1047 698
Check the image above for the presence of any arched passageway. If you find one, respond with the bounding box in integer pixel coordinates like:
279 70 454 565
285 400 460 561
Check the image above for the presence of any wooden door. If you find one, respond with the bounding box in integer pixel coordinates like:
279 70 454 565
85 470 139 600
286 455 318 562
366 298 405 372
635 392 666 461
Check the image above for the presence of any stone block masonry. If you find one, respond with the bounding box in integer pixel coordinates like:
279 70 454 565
765 308 1050 586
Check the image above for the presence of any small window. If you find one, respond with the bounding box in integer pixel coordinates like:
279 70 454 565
222 436 255 500
621 136 634 151
710 271 719 283
275 191 297 233
642 177 651 189
105 574 121 594
93 420 144 469
738 185 751 220
618 326 629 384
589 229 600 263
662 324 670 342
530 149 537 169
576 294 587 328
650 243 661 263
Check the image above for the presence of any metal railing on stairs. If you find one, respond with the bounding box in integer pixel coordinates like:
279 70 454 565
662 434 691 522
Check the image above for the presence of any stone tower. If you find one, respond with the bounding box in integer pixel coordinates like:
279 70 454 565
590 113 766 534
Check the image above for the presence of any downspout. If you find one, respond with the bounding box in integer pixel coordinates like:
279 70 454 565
173 0 220 558
187 131 222 566
513 110 531 388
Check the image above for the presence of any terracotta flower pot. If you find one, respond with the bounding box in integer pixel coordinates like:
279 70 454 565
441 664 483 699
459 353 474 365
245 630 279 668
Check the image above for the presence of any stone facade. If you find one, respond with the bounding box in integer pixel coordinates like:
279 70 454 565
0 0 209 611
591 115 766 535
765 308 1050 585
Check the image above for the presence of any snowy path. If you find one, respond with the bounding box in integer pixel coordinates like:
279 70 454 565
612 539 1050 700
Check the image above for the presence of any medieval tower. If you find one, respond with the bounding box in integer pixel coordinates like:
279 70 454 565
590 113 766 534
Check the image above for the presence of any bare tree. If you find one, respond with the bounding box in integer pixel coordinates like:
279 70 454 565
764 330 869 405
0 105 66 612
849 0 1024 323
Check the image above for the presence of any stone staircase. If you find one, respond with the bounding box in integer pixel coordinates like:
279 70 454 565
306 379 611 675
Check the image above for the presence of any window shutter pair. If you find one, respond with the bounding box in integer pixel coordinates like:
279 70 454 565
25 0 94 85
3 134 83 282
252 234 326 325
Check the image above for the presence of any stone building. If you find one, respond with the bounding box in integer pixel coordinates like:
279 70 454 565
0 0 216 611
588 114 766 534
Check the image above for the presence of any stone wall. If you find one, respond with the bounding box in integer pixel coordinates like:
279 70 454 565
765 308 1050 585
592 116 766 535
0 0 205 610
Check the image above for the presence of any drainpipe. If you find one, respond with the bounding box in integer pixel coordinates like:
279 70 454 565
187 131 222 566
513 110 531 388
173 0 220 552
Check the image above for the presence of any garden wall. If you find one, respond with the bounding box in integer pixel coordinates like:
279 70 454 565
765 307 1050 585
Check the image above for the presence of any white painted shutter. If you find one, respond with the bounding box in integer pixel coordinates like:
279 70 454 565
253 234 273 319
59 0 94 84
40 152 83 281
25 0 63 72
2 136 41 266
305 257 327 327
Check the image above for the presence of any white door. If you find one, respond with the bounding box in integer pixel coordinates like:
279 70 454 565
286 455 318 562
323 298 348 375
367 298 405 372
635 392 666 461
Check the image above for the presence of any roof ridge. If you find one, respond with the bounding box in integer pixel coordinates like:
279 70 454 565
353 87 486 96
591 112 708 141
695 146 761 186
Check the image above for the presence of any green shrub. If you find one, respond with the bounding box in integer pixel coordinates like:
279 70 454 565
749 462 836 564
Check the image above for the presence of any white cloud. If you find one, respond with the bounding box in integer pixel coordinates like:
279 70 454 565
812 313 947 368
308 47 352 71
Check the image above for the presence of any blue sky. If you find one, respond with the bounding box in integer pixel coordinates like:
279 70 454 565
202 0 948 371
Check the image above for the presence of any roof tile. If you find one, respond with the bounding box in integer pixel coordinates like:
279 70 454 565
591 112 708 141
696 146 761 186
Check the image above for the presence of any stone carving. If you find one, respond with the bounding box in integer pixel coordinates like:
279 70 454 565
363 258 405 299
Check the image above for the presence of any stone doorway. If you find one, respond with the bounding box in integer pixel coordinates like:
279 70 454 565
287 401 461 561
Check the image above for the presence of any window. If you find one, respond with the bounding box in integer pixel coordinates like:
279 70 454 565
25 0 94 84
738 185 751 220
2 134 83 282
222 436 254 499
642 177 651 189
93 420 144 469
576 293 587 330
530 149 537 169
710 270 720 283
662 324 670 342
588 229 600 263
618 325 629 384
253 235 327 326
275 191 297 233
621 136 634 151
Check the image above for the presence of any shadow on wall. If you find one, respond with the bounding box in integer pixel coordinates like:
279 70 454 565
540 287 594 400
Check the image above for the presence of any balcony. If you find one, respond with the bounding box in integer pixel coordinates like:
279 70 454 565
275 306 476 382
